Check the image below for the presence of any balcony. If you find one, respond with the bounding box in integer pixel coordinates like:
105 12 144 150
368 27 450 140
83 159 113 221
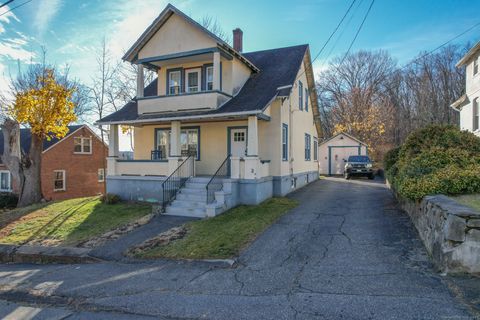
137 91 232 114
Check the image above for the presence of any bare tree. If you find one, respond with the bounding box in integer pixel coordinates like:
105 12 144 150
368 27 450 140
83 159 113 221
201 15 231 44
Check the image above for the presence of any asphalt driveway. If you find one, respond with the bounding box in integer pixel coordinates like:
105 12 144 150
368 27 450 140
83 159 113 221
0 178 475 319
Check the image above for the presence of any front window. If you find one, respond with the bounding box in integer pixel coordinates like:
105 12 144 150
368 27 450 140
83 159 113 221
474 59 479 76
305 133 311 161
155 128 200 160
168 70 181 95
98 168 105 182
186 69 200 93
54 170 66 191
0 171 11 192
206 66 213 91
282 124 288 161
474 98 479 131
74 137 91 154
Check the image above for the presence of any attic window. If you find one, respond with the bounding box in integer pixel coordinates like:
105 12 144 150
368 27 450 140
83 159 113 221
74 137 92 154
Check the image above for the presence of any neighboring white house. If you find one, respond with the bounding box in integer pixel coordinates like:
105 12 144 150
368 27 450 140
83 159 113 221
97 4 322 217
318 133 368 175
451 41 480 137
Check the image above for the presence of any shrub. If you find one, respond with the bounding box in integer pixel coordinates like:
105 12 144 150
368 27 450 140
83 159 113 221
383 146 400 171
0 192 18 208
102 193 120 205
387 125 480 200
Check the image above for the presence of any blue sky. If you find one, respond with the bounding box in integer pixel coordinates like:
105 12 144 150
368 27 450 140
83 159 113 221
0 0 479 98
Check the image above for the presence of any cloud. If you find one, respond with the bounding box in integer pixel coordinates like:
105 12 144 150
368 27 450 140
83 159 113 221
33 0 62 35
0 4 20 34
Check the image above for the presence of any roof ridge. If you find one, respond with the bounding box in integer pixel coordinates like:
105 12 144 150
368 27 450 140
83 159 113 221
243 44 308 55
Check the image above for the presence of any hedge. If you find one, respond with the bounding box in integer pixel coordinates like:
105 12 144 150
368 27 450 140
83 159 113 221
385 125 480 200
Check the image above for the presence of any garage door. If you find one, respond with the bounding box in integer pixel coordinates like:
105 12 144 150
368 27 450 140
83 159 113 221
329 146 361 175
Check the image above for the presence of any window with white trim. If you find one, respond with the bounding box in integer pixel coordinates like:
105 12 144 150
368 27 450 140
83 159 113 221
282 124 288 161
206 66 213 91
98 168 105 182
168 70 181 95
186 68 201 93
74 137 92 154
0 171 11 192
474 98 479 131
54 170 66 191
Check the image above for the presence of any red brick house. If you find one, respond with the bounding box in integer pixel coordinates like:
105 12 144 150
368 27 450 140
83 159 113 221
0 125 108 201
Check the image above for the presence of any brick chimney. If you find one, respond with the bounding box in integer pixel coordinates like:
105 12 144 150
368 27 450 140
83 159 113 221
233 28 243 52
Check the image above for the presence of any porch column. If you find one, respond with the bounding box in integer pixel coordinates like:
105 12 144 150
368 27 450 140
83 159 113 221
247 116 258 156
170 121 181 157
108 124 119 157
213 51 221 91
137 64 144 98
107 124 119 176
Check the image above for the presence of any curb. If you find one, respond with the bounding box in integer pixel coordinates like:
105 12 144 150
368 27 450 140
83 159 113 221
0 244 103 264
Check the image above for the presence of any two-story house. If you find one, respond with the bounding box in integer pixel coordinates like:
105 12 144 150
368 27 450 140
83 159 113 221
0 125 107 201
451 41 480 136
97 4 322 217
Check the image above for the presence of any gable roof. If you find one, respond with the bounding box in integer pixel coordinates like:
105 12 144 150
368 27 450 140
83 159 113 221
319 132 368 146
123 3 258 72
456 41 480 67
99 44 310 124
0 125 86 157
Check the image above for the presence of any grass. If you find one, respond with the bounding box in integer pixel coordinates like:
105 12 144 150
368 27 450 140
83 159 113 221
0 196 151 246
454 194 480 212
137 197 298 260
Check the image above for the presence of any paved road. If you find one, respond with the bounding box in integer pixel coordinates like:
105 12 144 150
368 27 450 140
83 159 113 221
0 178 475 319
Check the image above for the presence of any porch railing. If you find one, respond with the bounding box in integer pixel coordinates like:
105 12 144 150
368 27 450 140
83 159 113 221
161 155 194 210
206 154 230 204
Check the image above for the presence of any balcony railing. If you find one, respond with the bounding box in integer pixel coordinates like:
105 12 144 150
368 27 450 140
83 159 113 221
137 91 231 114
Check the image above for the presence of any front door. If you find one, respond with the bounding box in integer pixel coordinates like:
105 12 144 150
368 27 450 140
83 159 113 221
230 128 247 157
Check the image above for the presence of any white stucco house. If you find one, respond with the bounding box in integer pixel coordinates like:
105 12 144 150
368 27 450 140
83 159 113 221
318 133 368 175
97 4 322 217
451 41 480 137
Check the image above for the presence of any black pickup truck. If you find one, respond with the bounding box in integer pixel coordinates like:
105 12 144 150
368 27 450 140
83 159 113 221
344 155 374 180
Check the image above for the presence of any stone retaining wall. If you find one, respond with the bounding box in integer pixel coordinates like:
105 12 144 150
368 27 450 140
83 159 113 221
397 194 480 273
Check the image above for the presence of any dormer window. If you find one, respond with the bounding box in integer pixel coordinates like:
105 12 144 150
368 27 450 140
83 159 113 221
206 66 213 91
474 58 479 76
74 137 92 154
186 68 201 93
168 70 182 95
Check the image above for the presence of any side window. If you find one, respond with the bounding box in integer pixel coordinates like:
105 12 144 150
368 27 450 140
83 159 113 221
305 134 311 161
98 168 105 182
54 170 66 191
282 124 288 161
298 81 303 111
305 88 309 112
474 98 479 131
313 138 318 161
0 171 11 192
474 59 479 76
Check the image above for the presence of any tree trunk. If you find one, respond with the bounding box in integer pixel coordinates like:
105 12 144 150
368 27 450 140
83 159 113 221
1 119 24 207
18 133 43 207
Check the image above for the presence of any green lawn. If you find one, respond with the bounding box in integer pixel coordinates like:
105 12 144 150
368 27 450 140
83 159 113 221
454 194 480 212
0 196 151 246
137 197 298 260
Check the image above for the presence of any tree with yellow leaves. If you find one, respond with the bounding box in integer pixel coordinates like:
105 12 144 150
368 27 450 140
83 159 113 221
1 67 78 207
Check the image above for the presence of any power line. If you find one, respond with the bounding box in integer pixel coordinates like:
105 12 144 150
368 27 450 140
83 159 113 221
338 0 375 66
0 0 31 18
296 0 357 82
0 0 14 10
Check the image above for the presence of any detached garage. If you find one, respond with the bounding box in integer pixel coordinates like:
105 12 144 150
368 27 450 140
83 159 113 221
319 133 368 175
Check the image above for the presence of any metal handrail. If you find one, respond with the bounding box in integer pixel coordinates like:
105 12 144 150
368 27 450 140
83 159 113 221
161 155 194 210
206 154 230 204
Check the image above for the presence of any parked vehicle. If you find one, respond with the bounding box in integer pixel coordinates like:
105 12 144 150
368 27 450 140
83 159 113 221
344 155 374 180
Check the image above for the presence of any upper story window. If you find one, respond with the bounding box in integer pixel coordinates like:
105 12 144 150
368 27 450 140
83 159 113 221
305 88 309 112
168 70 182 95
186 68 200 93
299 81 304 111
74 137 92 154
474 98 479 131
282 124 288 161
206 66 213 91
474 58 479 76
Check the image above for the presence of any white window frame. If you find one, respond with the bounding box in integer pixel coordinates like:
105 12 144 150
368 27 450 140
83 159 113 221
0 170 11 192
185 68 201 93
98 168 105 182
74 136 92 154
206 66 214 91
474 98 479 131
168 70 182 95
53 170 66 192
